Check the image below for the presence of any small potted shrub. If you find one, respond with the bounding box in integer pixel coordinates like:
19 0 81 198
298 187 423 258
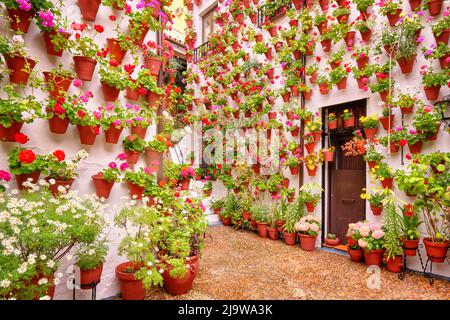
92 154 128 199
325 233 340 246
360 115 379 139
123 168 157 200
0 35 37 85
357 222 386 266
123 134 146 166
203 181 213 197
75 237 108 289
296 215 321 251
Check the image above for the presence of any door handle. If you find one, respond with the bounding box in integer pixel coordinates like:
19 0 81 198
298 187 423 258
342 199 355 204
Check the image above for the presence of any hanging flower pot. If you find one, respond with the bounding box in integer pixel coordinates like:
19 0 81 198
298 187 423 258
344 31 356 47
363 249 385 266
130 125 147 139
318 83 330 95
386 9 402 27
306 166 318 177
290 127 300 137
104 124 123 144
312 131 322 142
348 248 363 262
336 77 348 90
423 86 440 100
257 222 269 238
396 55 416 74
43 30 70 56
305 202 315 213
15 171 41 190
320 39 331 52
125 150 140 165
0 121 24 142
386 256 403 273
343 116 355 128
92 173 114 199
323 151 334 162
281 92 291 103
434 28 450 45
78 0 102 21
7 8 35 33
162 256 198 295
73 56 97 81
381 177 393 189
145 149 161 167
252 164 260 174
268 227 278 240
47 115 70 134
427 0 443 16
115 262 146 300
299 234 317 251
364 127 378 139
367 161 377 169
80 264 103 289
423 238 449 263
356 57 369 70
400 106 413 115
305 142 316 154
180 178 190 190
147 92 164 109
289 166 299 175
390 141 399 153
402 238 419 256
264 48 273 60
47 178 74 196
328 120 338 130
407 141 422 154
4 55 36 85
408 0 422 10
439 54 450 69
303 89 312 100
127 181 144 199
317 21 327 35
106 38 127 64
284 232 297 245
379 90 390 102
426 125 440 141
77 125 98 145
360 29 372 42
144 56 163 76
101 82 121 101
370 204 383 216
43 72 73 99
319 0 329 10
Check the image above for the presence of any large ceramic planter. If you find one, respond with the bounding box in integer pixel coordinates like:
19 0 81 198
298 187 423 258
48 178 74 196
104 124 123 144
80 264 103 289
283 232 297 245
363 249 385 266
4 55 36 85
7 8 35 33
144 56 163 76
78 0 102 21
386 256 403 273
0 121 24 142
402 238 419 256
115 262 146 300
15 171 41 190
299 234 317 251
127 181 144 200
101 82 120 101
76 125 98 145
423 238 449 263
162 256 198 295
92 173 114 199
348 247 363 262
43 72 73 99
106 38 127 64
256 222 269 238
73 56 97 81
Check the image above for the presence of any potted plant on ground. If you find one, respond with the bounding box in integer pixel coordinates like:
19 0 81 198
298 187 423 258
123 167 157 200
346 222 364 262
210 198 224 215
92 154 127 199
222 193 241 226
296 215 321 251
325 233 340 246
400 204 422 256
382 190 404 273
123 134 146 166
75 236 108 290
283 198 305 245
253 204 271 238
0 35 37 85
357 222 386 266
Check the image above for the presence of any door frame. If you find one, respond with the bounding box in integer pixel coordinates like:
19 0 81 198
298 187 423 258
320 99 367 247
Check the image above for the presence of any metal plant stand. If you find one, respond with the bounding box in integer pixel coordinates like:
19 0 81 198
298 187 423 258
72 277 99 300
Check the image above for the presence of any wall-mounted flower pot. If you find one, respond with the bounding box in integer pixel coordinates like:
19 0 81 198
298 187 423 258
0 121 24 142
343 117 355 128
48 178 74 196
146 92 164 109
336 77 348 90
320 39 331 52
323 151 334 162
104 124 123 144
386 9 402 26
312 131 322 142
78 0 101 21
4 55 36 84
386 256 403 273
130 24 149 46
356 57 369 70
306 166 318 177
281 92 291 103
256 222 269 238
252 164 260 174
305 202 315 213
151 0 162 19
363 249 385 266
73 56 97 81
381 177 393 189
305 142 316 154
423 238 449 263
400 106 413 115
433 28 450 45
319 0 329 10
130 125 147 139
264 48 273 60
127 181 144 199
360 29 372 42
426 125 440 141
328 119 338 130
299 234 317 251
180 179 190 190
80 264 103 289
407 141 422 154
348 248 363 262
423 86 440 100
364 127 378 139
115 262 146 300
43 72 73 99
367 161 377 169
408 0 422 10
380 115 394 130
289 166 299 175
344 31 356 47
7 8 35 33
379 90 390 102
106 38 127 64
290 127 300 137
48 115 70 134
92 173 114 199
76 125 98 145
438 54 449 69
267 26 277 37
42 30 70 56
427 0 443 16
318 83 329 94
390 142 399 153
144 56 163 76
15 171 40 190
283 232 297 245
370 204 383 216
336 14 349 24
396 55 416 74
402 238 419 256
101 82 120 101
125 150 140 165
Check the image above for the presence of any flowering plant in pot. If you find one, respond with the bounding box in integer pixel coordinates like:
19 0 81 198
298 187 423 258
252 204 271 238
123 167 156 200
123 134 146 166
354 18 374 41
379 0 402 26
360 188 385 216
370 161 394 189
404 128 426 154
360 114 379 139
98 103 128 144
295 215 321 251
0 183 106 300
99 64 131 101
266 173 285 196
382 189 404 273
346 222 364 261
75 235 108 289
285 156 302 175
392 18 420 74
391 92 416 115
431 15 450 45
146 133 172 167
330 65 350 90
0 35 37 85
363 145 384 169
331 5 351 24
142 40 163 76
328 112 338 130
420 66 449 100
303 152 323 177
1 0 50 32
283 198 305 245
412 105 442 140
92 154 128 199
0 86 41 141
399 204 422 256
44 149 88 196
45 94 88 135
178 165 195 190
342 109 355 128
35 6 71 57
299 183 322 213
43 65 75 99
137 69 165 109
128 2 162 46
357 222 386 266
69 105 101 145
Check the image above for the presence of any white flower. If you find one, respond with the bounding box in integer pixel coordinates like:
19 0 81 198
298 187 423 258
39 295 51 300
49 179 56 185
40 254 47 260
17 263 28 274
0 279 11 288
38 278 48 285
12 35 24 44
66 254 73 261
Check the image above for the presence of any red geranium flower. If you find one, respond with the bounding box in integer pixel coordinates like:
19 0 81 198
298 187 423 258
94 25 104 33
14 133 29 144
18 149 36 164
52 150 65 162
77 110 86 118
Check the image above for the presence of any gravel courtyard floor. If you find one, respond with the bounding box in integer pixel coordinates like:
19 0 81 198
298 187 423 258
147 226 449 300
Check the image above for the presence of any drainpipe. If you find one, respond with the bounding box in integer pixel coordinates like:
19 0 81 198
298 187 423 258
156 16 164 182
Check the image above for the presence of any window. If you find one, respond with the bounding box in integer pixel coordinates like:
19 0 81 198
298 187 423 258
202 4 217 44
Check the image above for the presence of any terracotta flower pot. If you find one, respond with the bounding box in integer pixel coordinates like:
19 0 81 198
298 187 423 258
424 86 440 100
423 238 449 263
78 0 102 21
162 256 198 295
80 264 103 289
15 171 41 190
379 115 394 130
76 125 98 145
43 30 70 56
344 31 356 47
407 141 422 154
106 38 127 64
0 121 24 142
320 39 331 52
305 202 315 213
48 115 70 134
336 77 348 90
348 248 363 262
130 125 147 139
363 249 385 266
4 55 36 85
268 227 278 240
328 120 338 130
427 0 443 16
306 166 318 177
115 262 146 300
319 0 329 10
127 181 144 200
381 177 393 189
180 179 190 190
364 127 378 140
323 151 334 162
104 124 123 144
299 234 317 251
400 106 413 115
396 55 416 74
145 149 162 166
370 204 383 216
101 82 121 101
439 54 450 69
73 56 97 81
305 142 316 154
43 72 73 99
222 216 231 226
386 256 403 273
284 232 297 245
7 8 35 33
130 24 149 46
324 238 339 246
426 126 440 141
289 166 299 175
434 28 450 45
343 117 355 128
360 29 372 42
367 161 377 170
147 92 164 109
402 238 419 256
125 150 140 165
48 178 74 196
242 211 252 221
125 85 139 101
386 9 402 27
390 141 399 153
408 0 422 10
144 56 163 76
92 173 114 199
257 222 269 238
